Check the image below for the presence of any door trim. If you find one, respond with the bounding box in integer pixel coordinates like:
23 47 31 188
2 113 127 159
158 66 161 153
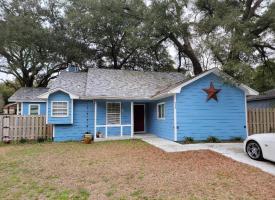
134 104 145 133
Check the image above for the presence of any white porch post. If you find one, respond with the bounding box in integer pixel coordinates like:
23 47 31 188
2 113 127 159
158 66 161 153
71 99 74 124
94 101 97 139
46 101 48 124
16 103 19 115
131 101 134 137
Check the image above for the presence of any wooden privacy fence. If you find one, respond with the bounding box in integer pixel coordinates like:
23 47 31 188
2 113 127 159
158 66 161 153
0 115 52 141
247 108 275 135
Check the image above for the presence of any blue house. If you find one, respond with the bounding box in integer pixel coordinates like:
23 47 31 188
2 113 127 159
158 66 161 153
9 68 258 142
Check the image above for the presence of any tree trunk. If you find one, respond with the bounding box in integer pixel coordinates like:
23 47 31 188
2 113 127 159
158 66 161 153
168 33 203 75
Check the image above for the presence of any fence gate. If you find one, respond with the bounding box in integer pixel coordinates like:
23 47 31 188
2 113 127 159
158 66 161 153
247 108 275 135
0 115 52 142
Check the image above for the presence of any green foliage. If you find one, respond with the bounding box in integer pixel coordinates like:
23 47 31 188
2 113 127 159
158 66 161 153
147 0 203 74
196 0 275 85
19 138 27 144
251 61 275 92
0 0 82 87
206 136 220 143
66 0 174 71
231 137 243 142
0 0 274 87
183 137 194 144
0 93 4 112
37 137 45 143
0 81 18 104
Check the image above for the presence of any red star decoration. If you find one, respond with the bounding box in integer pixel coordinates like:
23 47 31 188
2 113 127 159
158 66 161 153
203 82 221 102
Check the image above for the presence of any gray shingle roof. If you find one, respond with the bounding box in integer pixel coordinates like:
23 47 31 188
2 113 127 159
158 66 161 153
247 88 275 101
9 68 188 101
49 71 87 97
9 87 49 102
85 68 186 98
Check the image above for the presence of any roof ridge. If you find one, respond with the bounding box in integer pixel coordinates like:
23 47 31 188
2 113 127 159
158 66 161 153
87 67 186 76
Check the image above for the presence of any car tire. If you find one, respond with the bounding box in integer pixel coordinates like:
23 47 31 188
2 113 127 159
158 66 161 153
246 140 263 161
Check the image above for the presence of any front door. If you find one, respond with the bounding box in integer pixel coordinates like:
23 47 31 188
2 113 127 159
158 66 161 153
134 105 145 133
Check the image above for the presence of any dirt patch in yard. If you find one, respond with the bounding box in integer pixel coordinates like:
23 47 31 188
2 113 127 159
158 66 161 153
0 140 275 200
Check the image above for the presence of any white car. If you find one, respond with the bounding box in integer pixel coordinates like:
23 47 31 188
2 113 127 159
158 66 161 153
244 133 275 162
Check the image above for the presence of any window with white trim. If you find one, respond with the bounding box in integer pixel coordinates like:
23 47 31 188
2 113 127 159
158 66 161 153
157 103 165 119
107 103 121 125
52 101 68 117
29 104 40 115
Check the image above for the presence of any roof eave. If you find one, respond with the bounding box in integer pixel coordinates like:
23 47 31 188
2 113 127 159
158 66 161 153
8 98 47 103
79 96 151 101
247 96 275 102
166 68 259 96
38 88 80 99
151 92 175 100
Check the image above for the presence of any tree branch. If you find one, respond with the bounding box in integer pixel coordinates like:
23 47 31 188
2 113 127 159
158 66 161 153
168 33 202 75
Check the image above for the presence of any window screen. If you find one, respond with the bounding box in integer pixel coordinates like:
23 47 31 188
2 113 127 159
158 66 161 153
52 101 68 117
107 103 121 125
29 104 39 115
157 103 165 119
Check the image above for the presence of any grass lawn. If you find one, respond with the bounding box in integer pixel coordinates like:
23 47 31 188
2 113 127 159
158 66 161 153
0 140 275 200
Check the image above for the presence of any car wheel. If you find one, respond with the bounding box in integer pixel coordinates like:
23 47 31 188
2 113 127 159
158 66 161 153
246 141 263 160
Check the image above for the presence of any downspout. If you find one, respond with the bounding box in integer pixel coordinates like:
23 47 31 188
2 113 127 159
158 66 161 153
94 100 97 140
245 95 248 137
173 94 177 141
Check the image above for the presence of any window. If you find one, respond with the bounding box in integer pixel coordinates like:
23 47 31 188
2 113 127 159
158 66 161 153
29 104 40 115
157 103 165 119
107 102 121 125
52 101 68 117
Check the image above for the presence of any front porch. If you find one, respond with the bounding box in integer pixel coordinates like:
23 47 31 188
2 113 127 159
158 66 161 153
93 100 151 140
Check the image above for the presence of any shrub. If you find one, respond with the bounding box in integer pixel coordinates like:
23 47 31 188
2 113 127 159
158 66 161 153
37 137 45 143
206 136 220 143
19 138 27 144
183 137 194 144
231 137 243 142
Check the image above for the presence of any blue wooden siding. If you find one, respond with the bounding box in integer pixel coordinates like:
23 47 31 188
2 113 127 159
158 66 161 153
248 99 275 108
95 100 132 136
147 97 174 140
22 102 46 115
47 91 72 124
176 73 246 141
54 100 94 141
19 72 248 142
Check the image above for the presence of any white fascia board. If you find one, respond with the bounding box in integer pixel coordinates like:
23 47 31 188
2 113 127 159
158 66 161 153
238 84 259 96
38 88 79 99
80 96 151 101
9 100 47 103
163 68 259 96
151 93 175 100
168 68 219 94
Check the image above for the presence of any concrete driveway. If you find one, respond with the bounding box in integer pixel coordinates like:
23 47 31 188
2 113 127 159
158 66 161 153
141 135 275 176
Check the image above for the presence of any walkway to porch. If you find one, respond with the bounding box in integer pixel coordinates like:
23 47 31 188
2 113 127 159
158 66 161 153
94 133 155 142
94 133 184 151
